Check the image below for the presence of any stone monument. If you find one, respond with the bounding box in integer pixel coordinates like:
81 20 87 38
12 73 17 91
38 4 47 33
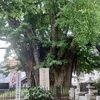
15 71 21 100
39 68 49 90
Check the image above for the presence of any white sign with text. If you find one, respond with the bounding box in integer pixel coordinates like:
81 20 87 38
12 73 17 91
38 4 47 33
39 68 49 90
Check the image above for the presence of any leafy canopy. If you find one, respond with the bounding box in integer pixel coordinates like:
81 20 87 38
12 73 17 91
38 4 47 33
0 0 100 74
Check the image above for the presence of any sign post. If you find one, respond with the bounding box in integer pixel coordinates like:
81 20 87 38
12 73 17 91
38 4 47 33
39 68 49 90
15 71 21 100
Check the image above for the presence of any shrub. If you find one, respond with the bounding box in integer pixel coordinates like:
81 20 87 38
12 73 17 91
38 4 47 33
23 86 53 100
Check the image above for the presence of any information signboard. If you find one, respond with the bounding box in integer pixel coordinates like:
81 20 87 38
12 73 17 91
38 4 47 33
39 68 49 90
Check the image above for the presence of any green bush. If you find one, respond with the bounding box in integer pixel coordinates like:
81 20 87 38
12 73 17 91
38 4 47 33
23 86 53 100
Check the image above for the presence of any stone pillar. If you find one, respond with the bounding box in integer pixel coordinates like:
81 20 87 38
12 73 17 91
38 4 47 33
75 88 79 100
69 88 74 99
15 71 21 100
96 96 100 100
77 83 80 92
89 89 93 95
85 94 90 100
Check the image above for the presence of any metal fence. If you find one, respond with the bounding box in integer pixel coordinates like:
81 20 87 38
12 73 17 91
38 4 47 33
0 90 15 99
0 87 69 99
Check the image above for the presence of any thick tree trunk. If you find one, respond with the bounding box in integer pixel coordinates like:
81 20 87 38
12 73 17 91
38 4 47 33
53 64 72 100
63 67 72 88
19 51 39 87
53 65 72 89
26 70 31 87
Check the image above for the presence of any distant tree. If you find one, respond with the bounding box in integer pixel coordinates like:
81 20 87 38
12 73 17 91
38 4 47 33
0 57 22 76
0 0 100 90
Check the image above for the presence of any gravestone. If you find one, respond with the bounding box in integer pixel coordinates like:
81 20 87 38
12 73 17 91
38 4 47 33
80 83 88 92
39 68 49 90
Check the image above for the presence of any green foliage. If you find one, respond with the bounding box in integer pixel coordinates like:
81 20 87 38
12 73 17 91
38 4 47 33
23 87 53 100
35 53 68 68
77 46 100 74
56 0 100 47
46 59 68 67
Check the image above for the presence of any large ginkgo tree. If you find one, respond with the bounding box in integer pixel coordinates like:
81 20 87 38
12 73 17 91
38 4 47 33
0 0 100 89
